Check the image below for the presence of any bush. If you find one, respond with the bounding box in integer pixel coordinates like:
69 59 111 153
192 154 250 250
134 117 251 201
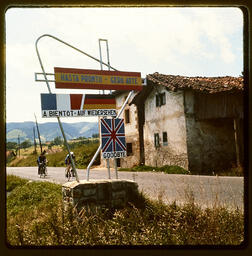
158 165 189 174
6 142 18 151
20 140 32 149
119 165 189 175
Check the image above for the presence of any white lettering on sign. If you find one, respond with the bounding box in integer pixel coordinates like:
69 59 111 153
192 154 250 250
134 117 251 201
42 109 117 118
102 151 127 159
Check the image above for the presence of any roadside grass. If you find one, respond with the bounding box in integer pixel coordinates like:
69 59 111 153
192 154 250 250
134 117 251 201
119 164 243 177
119 165 190 175
6 175 29 192
7 141 100 169
6 175 244 246
8 154 38 167
7 178 61 216
7 142 243 177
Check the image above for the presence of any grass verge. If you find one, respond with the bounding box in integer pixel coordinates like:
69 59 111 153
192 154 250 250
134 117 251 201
6 175 29 192
6 175 244 246
119 165 190 175
7 141 100 169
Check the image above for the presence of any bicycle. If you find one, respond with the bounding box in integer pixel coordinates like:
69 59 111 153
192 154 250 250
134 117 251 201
65 165 75 181
39 162 47 178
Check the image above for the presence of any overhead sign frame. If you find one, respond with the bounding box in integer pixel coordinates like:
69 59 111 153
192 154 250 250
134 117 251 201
35 34 137 181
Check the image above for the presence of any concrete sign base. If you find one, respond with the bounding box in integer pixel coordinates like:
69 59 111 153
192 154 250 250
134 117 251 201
62 179 139 212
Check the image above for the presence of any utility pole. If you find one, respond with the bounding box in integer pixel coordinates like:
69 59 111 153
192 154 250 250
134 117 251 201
33 126 37 154
17 135 20 157
34 114 43 154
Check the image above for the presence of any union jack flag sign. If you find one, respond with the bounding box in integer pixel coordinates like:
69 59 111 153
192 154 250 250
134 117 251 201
101 118 127 159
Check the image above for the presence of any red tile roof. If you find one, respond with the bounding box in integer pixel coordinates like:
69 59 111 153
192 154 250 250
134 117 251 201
147 72 244 93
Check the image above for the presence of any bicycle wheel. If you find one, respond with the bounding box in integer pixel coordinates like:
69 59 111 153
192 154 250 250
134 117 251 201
39 166 43 178
41 166 45 178
66 170 71 181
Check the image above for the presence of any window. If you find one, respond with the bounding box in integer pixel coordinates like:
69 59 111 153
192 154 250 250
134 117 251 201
154 133 160 148
125 109 130 123
163 132 168 146
156 94 160 107
127 143 133 156
156 92 166 107
161 92 166 105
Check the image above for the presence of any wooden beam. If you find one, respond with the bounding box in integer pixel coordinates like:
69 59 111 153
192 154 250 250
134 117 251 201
233 118 241 167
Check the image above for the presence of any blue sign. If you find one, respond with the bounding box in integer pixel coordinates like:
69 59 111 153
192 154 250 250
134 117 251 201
101 118 127 159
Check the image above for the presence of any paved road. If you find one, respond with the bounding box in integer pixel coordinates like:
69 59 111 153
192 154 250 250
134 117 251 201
6 167 244 210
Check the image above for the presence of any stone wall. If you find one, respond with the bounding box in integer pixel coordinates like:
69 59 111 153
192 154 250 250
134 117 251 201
185 117 236 173
184 90 237 173
143 86 188 169
62 179 139 211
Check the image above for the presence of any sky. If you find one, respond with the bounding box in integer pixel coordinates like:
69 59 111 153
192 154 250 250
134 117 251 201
5 7 243 124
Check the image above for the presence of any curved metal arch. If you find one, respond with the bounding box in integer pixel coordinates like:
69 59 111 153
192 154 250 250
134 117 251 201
35 34 120 183
35 34 118 93
35 34 134 182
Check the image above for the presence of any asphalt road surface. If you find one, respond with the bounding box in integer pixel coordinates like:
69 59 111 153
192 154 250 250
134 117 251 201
6 166 244 210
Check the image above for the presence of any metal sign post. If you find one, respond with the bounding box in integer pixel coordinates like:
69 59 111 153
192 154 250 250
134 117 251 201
114 158 118 179
99 39 111 179
106 159 111 179
34 114 43 154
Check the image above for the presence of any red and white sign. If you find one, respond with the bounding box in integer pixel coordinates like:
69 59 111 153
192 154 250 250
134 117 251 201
41 93 117 118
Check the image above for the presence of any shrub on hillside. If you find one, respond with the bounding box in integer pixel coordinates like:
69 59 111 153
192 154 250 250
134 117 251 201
7 180 61 216
6 175 28 192
7 140 100 168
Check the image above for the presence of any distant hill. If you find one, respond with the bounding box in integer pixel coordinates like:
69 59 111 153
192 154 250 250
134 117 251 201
6 121 99 143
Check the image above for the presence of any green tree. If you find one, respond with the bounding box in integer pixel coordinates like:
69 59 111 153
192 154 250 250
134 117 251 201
20 140 32 149
6 141 18 150
51 136 63 146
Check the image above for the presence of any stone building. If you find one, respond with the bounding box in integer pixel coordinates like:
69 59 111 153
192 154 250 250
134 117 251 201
100 73 244 174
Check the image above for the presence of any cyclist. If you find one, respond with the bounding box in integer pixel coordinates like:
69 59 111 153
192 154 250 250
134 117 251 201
65 152 76 179
37 150 47 176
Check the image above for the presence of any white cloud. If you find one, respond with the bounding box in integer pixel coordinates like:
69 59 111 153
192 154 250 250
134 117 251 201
5 7 243 122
